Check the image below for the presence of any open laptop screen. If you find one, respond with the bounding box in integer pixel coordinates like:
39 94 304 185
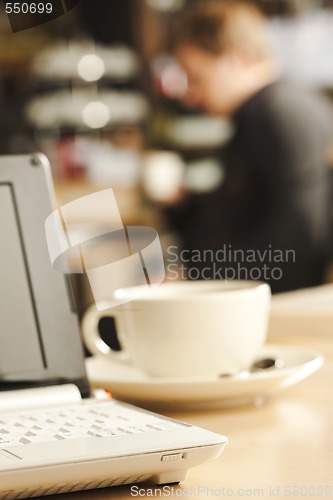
0 183 45 375
0 155 90 397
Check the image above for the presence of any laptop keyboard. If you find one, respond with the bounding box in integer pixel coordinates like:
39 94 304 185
0 400 187 447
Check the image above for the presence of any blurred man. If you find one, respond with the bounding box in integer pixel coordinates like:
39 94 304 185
166 0 333 292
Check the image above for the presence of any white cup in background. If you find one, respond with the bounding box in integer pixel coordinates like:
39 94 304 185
142 151 185 202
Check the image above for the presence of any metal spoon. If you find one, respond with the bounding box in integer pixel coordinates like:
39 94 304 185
251 357 284 372
219 357 284 378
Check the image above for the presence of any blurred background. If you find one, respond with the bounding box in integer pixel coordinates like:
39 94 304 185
1 0 333 316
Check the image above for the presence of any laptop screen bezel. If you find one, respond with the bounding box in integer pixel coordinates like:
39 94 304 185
0 154 90 398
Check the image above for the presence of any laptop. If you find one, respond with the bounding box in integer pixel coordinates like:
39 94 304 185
0 154 227 499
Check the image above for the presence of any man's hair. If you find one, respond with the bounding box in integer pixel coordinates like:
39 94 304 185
173 1 271 60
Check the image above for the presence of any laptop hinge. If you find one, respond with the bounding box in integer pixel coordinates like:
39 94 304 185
0 384 82 413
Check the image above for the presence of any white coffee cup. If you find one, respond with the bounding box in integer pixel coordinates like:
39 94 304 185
82 280 271 378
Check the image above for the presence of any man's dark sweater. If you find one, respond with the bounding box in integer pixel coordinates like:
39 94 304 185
166 81 333 293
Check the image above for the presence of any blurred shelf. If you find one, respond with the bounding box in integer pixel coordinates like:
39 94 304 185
54 178 164 229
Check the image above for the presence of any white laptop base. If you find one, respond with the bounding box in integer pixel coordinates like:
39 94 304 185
0 154 227 499
0 385 227 499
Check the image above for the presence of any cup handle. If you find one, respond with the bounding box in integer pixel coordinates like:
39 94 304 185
82 305 130 362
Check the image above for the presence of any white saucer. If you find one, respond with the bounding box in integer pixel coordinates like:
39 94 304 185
85 345 323 410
